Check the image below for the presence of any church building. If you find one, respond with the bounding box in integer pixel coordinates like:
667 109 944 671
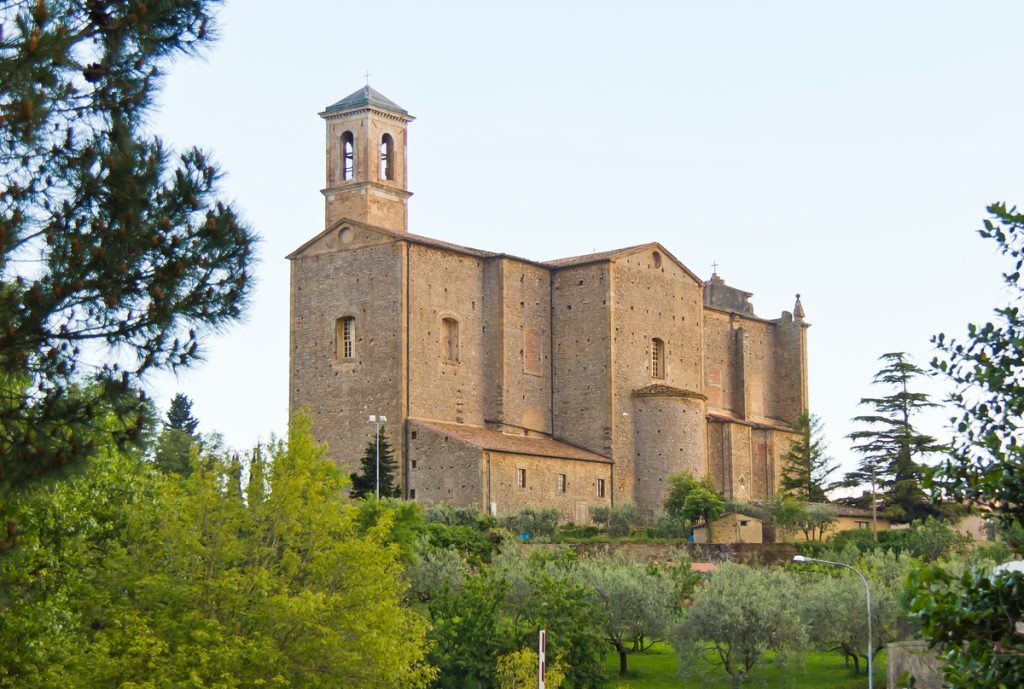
288 86 810 521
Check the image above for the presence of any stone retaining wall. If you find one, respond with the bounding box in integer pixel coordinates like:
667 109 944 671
522 541 797 565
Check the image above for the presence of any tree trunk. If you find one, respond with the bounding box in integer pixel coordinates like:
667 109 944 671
615 639 629 676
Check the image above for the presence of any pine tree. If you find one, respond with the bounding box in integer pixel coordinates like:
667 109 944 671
153 393 200 477
780 411 838 502
844 352 943 523
245 442 266 506
0 1 256 490
350 426 400 499
166 393 200 435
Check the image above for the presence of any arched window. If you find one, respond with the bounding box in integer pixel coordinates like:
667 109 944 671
336 316 355 359
442 317 459 362
341 131 355 181
652 338 665 379
380 133 394 181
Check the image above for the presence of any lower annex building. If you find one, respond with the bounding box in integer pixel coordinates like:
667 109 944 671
288 86 810 521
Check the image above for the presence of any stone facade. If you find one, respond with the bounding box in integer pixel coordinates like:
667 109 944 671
289 87 810 520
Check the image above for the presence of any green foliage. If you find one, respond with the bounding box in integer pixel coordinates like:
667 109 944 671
821 518 970 560
590 501 644 537
496 647 565 689
350 424 400 499
915 205 1024 685
798 551 914 674
0 0 257 489
663 471 725 527
650 513 690 539
500 506 562 539
426 502 498 530
604 642 888 689
781 412 838 502
675 562 806 689
0 417 434 688
165 393 199 434
930 203 1024 535
576 555 679 675
425 546 609 689
844 352 943 524
910 566 1024 688
558 524 600 539
355 496 426 561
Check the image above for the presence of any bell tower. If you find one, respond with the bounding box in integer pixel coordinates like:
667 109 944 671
320 85 413 232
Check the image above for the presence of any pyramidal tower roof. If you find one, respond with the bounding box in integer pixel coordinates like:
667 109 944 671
324 85 408 116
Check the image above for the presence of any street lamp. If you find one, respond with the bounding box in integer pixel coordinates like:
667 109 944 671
793 555 874 689
367 414 387 500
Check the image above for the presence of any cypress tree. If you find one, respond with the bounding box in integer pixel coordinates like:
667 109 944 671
350 426 400 499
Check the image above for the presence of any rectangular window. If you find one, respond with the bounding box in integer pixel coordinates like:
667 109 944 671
442 317 460 362
740 520 749 526
337 316 355 359
517 468 526 488
856 521 869 529
409 488 416 500
557 474 566 493
596 478 606 498
411 460 417 469
652 338 665 379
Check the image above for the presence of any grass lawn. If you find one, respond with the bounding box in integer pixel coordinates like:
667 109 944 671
602 643 886 689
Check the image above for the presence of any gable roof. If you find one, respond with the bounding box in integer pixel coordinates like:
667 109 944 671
324 85 409 116
544 242 704 285
409 419 612 464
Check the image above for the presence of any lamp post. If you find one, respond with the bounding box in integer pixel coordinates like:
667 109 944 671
793 555 873 689
367 414 387 500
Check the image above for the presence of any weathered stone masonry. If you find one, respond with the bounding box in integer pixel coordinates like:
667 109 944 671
289 86 810 520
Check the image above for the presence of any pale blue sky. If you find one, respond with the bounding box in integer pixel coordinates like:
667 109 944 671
148 1 1024 478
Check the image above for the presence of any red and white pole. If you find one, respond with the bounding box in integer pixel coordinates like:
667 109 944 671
538 629 546 689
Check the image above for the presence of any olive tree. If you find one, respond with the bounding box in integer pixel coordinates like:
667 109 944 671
674 562 806 688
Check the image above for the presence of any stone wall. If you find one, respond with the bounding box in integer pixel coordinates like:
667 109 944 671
407 244 487 426
406 422 483 507
632 390 707 515
609 251 704 506
886 641 945 689
289 227 405 479
523 541 798 565
494 259 552 434
487 451 612 523
551 263 612 459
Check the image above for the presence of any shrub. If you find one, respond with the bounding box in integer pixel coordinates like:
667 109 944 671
500 507 562 539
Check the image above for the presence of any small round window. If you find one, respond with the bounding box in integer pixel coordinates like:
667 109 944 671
652 251 662 268
338 227 354 244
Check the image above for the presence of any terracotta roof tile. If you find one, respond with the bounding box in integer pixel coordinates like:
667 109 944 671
409 419 611 463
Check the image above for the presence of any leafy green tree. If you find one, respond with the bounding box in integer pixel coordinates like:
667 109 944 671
799 551 913 675
663 471 725 528
589 501 643 537
576 554 678 675
844 352 943 523
909 202 1024 687
0 0 256 490
0 416 435 689
351 425 400 499
780 411 838 502
674 562 806 689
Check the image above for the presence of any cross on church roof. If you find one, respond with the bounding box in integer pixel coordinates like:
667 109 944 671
711 261 719 275
364 70 371 85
